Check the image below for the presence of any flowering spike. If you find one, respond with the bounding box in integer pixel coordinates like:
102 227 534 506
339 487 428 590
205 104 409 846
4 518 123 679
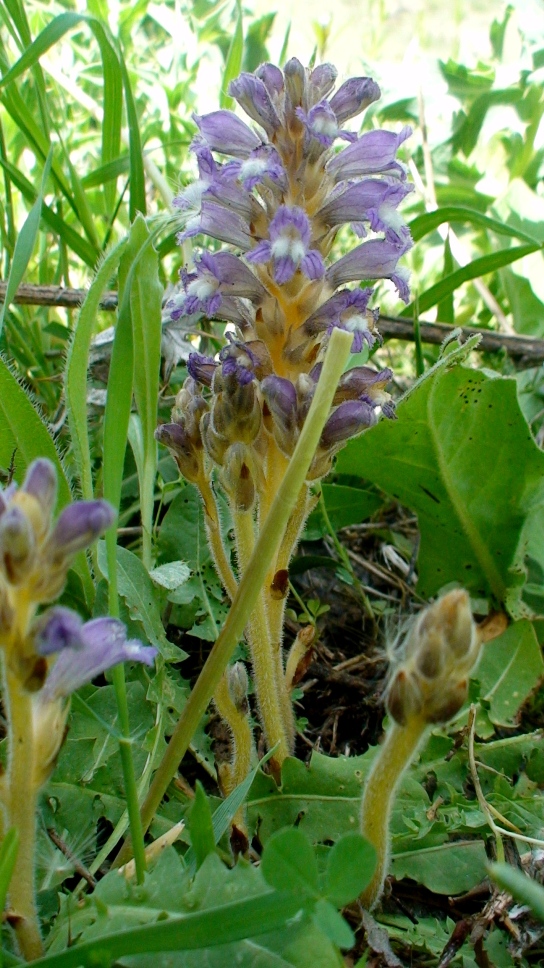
163 58 413 771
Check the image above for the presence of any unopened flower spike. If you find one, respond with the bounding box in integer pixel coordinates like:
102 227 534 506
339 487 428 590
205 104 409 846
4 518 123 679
359 590 482 911
159 58 413 775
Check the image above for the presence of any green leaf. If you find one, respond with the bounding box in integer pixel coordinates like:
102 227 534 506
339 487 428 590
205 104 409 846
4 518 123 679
324 833 376 907
337 362 544 614
188 782 216 869
312 899 354 949
118 44 147 220
149 561 191 591
304 484 382 541
97 543 180 660
391 839 488 895
0 148 51 337
409 205 541 245
401 244 541 317
129 215 162 564
476 620 544 725
0 828 18 912
490 863 544 922
65 238 127 502
220 0 243 110
261 828 320 898
42 851 324 968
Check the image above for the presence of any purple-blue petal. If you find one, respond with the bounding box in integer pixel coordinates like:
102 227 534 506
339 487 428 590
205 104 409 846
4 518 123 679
194 111 261 158
329 77 381 125
45 500 115 560
327 126 412 182
22 459 57 518
40 617 157 702
228 73 281 135
326 238 411 290
321 400 376 448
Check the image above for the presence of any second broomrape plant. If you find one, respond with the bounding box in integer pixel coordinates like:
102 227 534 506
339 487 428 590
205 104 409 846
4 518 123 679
156 58 413 779
0 460 157 960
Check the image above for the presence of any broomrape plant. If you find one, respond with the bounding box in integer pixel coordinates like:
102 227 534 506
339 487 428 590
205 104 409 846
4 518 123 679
0 460 156 960
157 58 413 780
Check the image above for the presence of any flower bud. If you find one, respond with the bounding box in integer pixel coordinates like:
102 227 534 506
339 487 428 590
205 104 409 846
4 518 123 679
155 423 202 483
0 506 36 584
227 661 249 713
221 444 256 512
44 500 115 565
22 459 57 527
320 400 376 448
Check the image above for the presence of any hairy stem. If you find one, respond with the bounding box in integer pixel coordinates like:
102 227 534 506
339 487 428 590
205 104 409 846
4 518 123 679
265 483 311 747
4 669 43 960
233 508 289 762
359 714 427 909
199 478 237 601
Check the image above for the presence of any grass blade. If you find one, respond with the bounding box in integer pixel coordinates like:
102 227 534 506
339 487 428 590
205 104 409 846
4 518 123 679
219 0 243 109
65 237 128 503
408 205 541 245
0 149 52 337
401 243 541 317
27 892 309 967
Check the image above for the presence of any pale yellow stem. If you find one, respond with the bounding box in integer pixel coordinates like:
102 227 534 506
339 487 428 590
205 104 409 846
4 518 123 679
199 478 238 601
4 669 44 960
214 675 253 831
265 484 311 748
360 715 427 910
233 507 290 763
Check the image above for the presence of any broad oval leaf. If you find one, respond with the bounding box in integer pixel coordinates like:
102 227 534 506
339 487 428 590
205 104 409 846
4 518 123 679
337 363 544 616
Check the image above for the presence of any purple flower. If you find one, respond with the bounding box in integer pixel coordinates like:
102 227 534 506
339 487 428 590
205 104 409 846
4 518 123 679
179 251 266 317
329 77 381 125
316 180 413 242
261 375 298 433
194 111 262 158
37 611 157 703
219 336 272 384
308 63 338 101
224 145 286 191
44 500 115 563
334 365 393 404
22 459 57 520
283 58 306 110
304 288 378 352
247 206 325 284
326 238 412 299
320 400 376 448
187 352 218 387
172 139 227 232
327 126 412 183
0 506 35 583
296 101 357 147
228 73 281 136
255 63 285 99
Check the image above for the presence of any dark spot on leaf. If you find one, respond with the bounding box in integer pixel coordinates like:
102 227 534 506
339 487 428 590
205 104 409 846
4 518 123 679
419 485 441 504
